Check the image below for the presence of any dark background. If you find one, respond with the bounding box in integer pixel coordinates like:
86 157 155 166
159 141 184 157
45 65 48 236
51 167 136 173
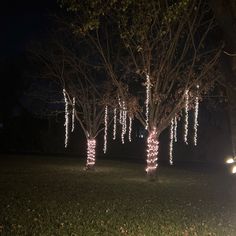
0 0 232 164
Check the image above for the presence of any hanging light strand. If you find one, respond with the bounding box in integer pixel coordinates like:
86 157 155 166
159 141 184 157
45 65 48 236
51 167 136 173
121 101 127 144
174 115 178 142
118 96 122 124
184 89 189 145
146 127 159 173
86 138 96 168
103 105 108 154
194 85 199 146
113 108 117 140
63 89 69 148
145 74 151 130
128 116 133 142
169 119 174 165
71 97 75 132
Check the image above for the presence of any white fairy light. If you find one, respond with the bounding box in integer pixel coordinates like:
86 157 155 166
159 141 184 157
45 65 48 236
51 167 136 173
232 165 236 174
118 96 122 124
226 158 235 164
169 119 174 165
145 74 151 130
174 115 178 142
184 89 189 145
71 97 75 132
63 89 69 148
194 85 199 146
128 116 133 142
121 101 127 144
86 138 96 168
113 108 117 140
103 105 108 154
146 127 159 173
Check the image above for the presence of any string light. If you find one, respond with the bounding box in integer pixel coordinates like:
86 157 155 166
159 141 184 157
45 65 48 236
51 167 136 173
194 85 199 146
113 108 117 140
118 96 122 124
103 105 108 154
86 138 96 168
174 115 178 142
121 101 127 144
232 165 236 174
145 74 151 130
226 158 235 164
128 116 132 142
71 97 75 132
63 89 69 148
146 127 159 173
169 119 174 165
184 89 189 145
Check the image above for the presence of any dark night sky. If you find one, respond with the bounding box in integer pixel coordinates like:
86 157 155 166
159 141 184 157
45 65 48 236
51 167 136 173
0 1 57 58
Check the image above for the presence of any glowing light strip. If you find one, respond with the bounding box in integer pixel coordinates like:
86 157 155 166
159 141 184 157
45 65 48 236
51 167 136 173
118 96 122 124
169 119 174 165
86 138 96 167
146 127 159 173
113 108 117 140
121 101 127 144
194 86 199 146
184 89 189 145
103 105 108 154
71 97 75 132
128 116 132 142
145 74 151 130
63 89 69 148
174 115 178 142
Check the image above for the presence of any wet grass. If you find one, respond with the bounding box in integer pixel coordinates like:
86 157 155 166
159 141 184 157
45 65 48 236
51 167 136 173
0 155 235 235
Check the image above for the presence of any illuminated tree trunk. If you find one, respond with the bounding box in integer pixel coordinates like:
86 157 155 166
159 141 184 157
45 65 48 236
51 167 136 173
86 138 96 170
146 128 159 180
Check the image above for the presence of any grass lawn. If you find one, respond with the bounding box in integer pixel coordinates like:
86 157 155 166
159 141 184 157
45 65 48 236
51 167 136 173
0 155 235 236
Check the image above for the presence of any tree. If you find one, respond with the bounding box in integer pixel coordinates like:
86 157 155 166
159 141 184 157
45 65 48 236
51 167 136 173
60 0 222 178
32 34 111 169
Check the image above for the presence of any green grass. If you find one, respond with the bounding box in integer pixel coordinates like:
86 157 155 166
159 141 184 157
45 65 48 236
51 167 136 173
0 156 235 236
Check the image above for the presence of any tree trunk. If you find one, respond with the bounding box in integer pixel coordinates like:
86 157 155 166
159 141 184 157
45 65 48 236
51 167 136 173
146 128 159 181
85 138 96 170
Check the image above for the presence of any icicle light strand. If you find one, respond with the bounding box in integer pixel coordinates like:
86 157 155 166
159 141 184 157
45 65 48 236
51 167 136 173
174 115 178 142
145 74 151 130
194 86 199 146
121 101 127 144
103 106 108 154
128 116 132 142
113 108 117 140
86 138 96 167
71 97 75 132
63 89 69 148
169 119 174 165
184 89 189 145
146 127 159 173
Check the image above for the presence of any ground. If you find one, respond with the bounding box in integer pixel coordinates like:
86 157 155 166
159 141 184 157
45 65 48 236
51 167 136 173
0 155 235 235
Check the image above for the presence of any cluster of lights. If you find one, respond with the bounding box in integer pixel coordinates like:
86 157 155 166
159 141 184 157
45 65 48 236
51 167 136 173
174 115 178 143
145 74 151 130
63 89 69 148
169 119 174 165
86 138 96 168
118 96 122 124
146 127 159 173
184 89 189 145
193 85 199 146
71 97 75 132
128 116 133 142
121 101 127 144
103 105 108 154
113 108 117 140
226 157 236 174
